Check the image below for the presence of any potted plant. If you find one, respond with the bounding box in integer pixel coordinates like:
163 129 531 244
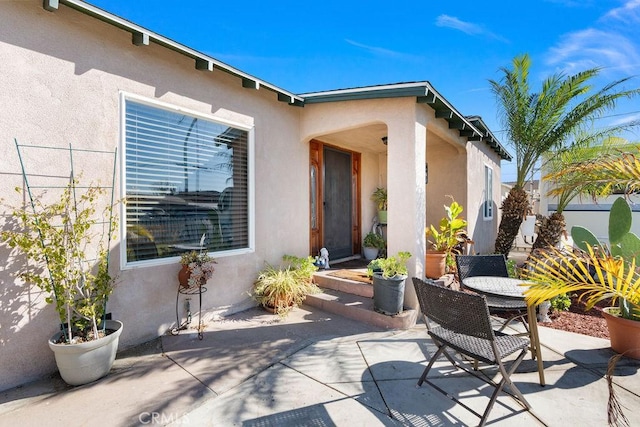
367 258 383 277
363 232 385 260
371 187 388 224
524 196 640 359
372 251 411 316
178 248 217 288
252 254 321 316
2 180 122 386
425 197 468 279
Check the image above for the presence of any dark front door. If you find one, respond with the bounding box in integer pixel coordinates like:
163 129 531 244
323 146 352 259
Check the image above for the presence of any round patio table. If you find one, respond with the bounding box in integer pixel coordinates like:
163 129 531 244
462 276 545 386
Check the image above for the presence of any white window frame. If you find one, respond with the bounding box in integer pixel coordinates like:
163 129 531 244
483 164 493 220
119 92 255 269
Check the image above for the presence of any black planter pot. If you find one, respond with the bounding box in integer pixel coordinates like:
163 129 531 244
372 273 407 315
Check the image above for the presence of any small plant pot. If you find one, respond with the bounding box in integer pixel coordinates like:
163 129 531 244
363 247 379 261
178 265 191 287
372 273 406 315
377 210 387 225
602 307 640 360
425 251 446 279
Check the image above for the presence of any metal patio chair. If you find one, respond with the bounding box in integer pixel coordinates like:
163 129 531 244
412 277 532 426
455 254 529 333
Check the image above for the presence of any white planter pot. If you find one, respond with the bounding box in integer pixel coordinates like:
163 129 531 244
363 247 379 260
48 320 123 386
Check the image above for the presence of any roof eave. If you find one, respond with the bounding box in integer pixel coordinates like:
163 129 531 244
44 0 304 106
303 83 510 160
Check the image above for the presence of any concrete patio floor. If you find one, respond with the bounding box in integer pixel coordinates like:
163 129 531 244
1 304 639 426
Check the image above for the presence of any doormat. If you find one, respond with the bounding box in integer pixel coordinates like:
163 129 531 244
327 270 372 284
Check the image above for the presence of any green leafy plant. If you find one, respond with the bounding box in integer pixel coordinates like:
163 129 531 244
371 187 388 211
426 197 468 267
366 258 383 277
252 255 320 316
2 181 118 343
506 258 519 278
363 232 385 250
550 293 571 312
374 251 411 279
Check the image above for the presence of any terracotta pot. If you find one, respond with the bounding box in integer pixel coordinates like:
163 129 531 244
602 307 640 360
178 265 190 288
425 251 446 279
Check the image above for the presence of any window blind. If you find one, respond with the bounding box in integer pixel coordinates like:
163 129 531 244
124 100 249 263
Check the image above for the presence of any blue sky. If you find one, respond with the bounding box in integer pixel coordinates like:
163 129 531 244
87 0 640 182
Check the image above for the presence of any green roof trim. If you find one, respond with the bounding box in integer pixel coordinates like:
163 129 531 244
301 83 512 161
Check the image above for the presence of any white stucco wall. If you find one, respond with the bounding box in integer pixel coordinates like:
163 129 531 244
544 194 640 244
464 139 502 254
0 1 306 390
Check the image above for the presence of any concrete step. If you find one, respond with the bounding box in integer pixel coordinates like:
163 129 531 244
304 288 418 330
313 269 373 298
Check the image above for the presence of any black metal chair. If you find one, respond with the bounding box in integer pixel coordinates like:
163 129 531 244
455 254 529 332
412 277 532 427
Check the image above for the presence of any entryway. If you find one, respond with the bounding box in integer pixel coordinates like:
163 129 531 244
309 140 361 259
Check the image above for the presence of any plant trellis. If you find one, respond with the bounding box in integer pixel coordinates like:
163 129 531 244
14 139 118 336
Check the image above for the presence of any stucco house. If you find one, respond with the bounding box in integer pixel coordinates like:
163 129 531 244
0 0 511 390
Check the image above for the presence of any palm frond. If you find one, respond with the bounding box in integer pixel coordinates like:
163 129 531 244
523 246 640 308
546 148 640 197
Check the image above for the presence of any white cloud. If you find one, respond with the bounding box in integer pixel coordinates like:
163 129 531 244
546 28 640 75
344 39 419 60
435 15 483 35
608 113 640 127
603 0 640 23
435 15 509 43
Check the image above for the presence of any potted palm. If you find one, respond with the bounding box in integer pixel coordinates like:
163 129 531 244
425 197 468 278
363 232 385 260
371 187 388 224
252 254 321 316
524 196 640 359
2 180 122 385
372 251 411 315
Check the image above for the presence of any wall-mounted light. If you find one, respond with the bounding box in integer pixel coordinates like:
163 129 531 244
381 136 388 145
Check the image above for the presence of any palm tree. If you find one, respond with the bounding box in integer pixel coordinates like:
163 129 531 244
533 137 632 250
524 150 640 427
490 54 640 255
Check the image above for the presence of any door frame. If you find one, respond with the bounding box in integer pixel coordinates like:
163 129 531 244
309 139 361 257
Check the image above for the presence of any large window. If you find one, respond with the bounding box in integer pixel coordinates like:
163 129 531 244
483 165 493 220
123 97 251 264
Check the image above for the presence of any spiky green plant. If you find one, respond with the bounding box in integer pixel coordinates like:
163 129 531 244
252 255 320 316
